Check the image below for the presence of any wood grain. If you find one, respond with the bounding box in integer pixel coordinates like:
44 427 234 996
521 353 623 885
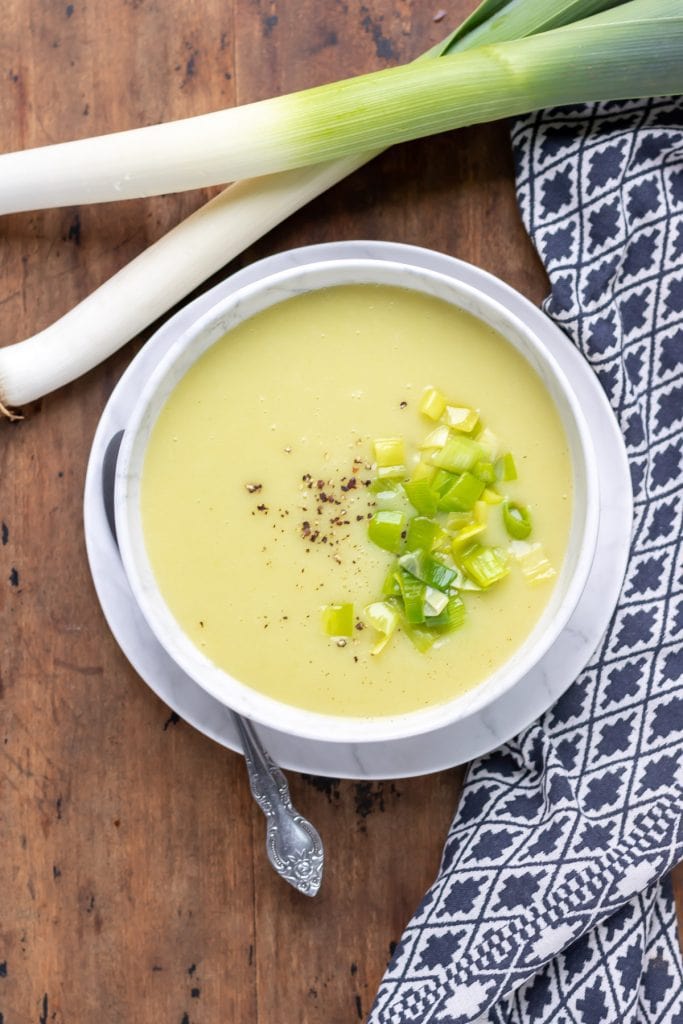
0 2 680 1022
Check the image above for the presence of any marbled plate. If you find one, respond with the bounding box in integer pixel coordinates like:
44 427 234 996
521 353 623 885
84 241 632 780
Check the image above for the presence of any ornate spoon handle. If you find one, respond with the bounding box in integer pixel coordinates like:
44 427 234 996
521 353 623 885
233 714 324 896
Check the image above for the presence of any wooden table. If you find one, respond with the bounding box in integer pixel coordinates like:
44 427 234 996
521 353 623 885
1 2 680 1021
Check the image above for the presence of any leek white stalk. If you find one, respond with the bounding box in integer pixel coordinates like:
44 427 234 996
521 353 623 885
0 155 370 411
0 0 680 213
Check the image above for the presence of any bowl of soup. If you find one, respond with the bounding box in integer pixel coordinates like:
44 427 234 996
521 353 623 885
114 257 599 744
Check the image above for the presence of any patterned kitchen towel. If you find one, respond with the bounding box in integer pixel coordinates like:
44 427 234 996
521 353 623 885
369 96 683 1024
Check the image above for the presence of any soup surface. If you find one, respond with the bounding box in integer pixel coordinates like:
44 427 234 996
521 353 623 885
141 284 572 717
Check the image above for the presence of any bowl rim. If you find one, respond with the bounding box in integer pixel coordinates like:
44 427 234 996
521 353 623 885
114 255 600 744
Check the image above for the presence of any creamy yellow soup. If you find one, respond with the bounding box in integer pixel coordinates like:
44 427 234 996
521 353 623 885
141 284 572 717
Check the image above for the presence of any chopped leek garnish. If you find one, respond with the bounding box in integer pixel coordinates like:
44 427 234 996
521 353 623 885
373 437 406 479
373 437 406 467
424 586 449 617
430 524 453 553
473 500 489 524
404 479 438 517
428 594 466 632
476 427 501 461
399 551 458 593
451 520 487 553
405 515 439 552
503 499 533 540
473 460 496 484
481 486 504 504
382 564 402 597
496 452 518 481
446 510 474 532
377 464 407 480
458 543 510 588
368 509 406 553
411 461 436 483
406 627 438 654
431 467 457 496
397 568 427 624
364 601 400 655
372 481 411 512
328 381 554 651
419 386 447 421
509 541 556 583
443 406 479 433
450 499 489 548
430 435 484 473
321 603 354 637
419 424 451 450
437 471 486 512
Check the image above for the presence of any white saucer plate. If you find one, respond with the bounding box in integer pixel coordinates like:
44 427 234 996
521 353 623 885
84 241 632 780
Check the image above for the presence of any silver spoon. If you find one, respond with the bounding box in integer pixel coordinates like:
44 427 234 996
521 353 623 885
233 714 323 896
102 430 324 896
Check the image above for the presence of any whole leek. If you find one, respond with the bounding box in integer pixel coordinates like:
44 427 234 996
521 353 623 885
0 0 679 213
0 0 679 414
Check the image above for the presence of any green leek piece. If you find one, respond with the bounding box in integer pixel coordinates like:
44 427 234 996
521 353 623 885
503 499 533 539
412 461 436 483
450 565 483 591
368 509 406 553
377 465 406 480
321 603 354 637
450 520 487 554
430 524 453 553
382 563 402 597
474 500 489 524
476 427 501 461
405 515 439 552
371 480 410 512
404 479 438 517
446 510 474 532
447 502 489 538
430 435 484 473
399 550 458 593
481 486 504 504
496 452 518 481
397 568 427 624
424 586 449 617
404 622 438 653
473 459 496 484
419 424 451 450
458 543 510 588
369 477 398 494
509 541 556 583
373 437 406 468
437 471 486 512
364 600 400 655
373 437 406 479
443 405 479 433
419 386 447 421
431 467 457 495
428 593 466 632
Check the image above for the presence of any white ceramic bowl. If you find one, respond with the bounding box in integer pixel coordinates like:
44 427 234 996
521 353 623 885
115 257 600 745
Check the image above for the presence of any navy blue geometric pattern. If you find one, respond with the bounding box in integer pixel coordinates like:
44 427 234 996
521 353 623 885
369 97 683 1024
